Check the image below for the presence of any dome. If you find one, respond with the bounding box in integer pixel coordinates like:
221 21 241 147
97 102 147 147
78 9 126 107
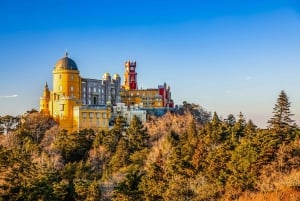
54 52 78 70
113 73 120 80
103 72 111 80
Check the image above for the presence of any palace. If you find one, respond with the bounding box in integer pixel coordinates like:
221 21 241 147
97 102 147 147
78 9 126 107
121 61 174 108
40 53 173 132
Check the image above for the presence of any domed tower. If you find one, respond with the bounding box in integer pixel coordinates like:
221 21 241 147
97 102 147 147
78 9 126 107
123 60 137 90
53 52 81 99
40 82 50 115
50 52 81 131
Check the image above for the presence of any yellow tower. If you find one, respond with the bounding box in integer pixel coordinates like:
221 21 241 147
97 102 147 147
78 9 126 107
40 82 50 115
40 52 113 132
49 52 81 131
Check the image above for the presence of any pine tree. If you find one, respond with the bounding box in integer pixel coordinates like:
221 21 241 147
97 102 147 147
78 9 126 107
103 116 126 153
211 112 220 127
113 171 143 201
231 112 246 144
268 90 296 142
139 150 166 201
126 115 149 153
109 138 130 173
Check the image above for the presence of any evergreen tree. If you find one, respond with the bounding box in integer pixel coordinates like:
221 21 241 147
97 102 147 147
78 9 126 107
211 111 220 127
244 120 257 138
204 112 229 147
139 150 166 201
231 112 246 145
268 90 295 132
109 138 130 173
126 115 149 153
113 171 143 201
268 90 296 143
103 116 126 153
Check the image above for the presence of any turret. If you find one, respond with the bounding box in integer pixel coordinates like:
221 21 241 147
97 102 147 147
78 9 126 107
40 82 50 115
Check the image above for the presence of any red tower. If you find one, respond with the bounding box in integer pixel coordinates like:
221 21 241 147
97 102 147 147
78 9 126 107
124 60 138 90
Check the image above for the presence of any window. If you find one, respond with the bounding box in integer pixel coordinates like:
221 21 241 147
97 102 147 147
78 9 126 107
102 113 107 118
59 85 62 91
70 86 74 92
96 112 100 119
82 112 87 118
89 112 94 119
94 87 96 93
60 104 64 111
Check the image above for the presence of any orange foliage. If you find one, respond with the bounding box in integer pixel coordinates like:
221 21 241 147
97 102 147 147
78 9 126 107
238 188 300 201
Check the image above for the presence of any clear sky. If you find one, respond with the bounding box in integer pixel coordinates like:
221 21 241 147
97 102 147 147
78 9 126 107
0 0 300 127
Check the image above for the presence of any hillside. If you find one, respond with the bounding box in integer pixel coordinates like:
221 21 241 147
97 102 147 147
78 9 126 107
0 91 300 201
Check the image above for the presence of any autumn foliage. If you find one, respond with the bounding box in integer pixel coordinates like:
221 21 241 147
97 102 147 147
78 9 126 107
0 90 300 200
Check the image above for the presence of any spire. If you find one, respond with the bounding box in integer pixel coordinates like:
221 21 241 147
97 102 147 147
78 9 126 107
43 82 50 98
65 50 68 57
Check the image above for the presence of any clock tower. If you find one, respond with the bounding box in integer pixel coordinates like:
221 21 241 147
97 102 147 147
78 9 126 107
123 60 137 90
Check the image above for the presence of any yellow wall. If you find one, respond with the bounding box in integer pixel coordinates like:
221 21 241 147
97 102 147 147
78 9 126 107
48 68 81 131
121 89 163 108
73 106 111 131
40 56 113 133
53 69 81 99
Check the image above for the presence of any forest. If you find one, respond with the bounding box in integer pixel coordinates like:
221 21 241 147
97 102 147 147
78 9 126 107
0 90 300 201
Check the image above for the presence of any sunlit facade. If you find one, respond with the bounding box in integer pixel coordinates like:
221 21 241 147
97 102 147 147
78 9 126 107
39 53 118 132
121 60 174 108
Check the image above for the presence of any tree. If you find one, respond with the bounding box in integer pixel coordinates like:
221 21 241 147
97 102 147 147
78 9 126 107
113 171 143 201
268 90 295 132
109 138 130 173
268 90 296 143
211 112 220 127
230 112 246 145
103 116 126 153
21 112 56 144
139 150 166 201
126 115 149 153
180 102 211 124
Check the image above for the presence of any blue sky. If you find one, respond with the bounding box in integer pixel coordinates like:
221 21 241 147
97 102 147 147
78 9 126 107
0 0 300 127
